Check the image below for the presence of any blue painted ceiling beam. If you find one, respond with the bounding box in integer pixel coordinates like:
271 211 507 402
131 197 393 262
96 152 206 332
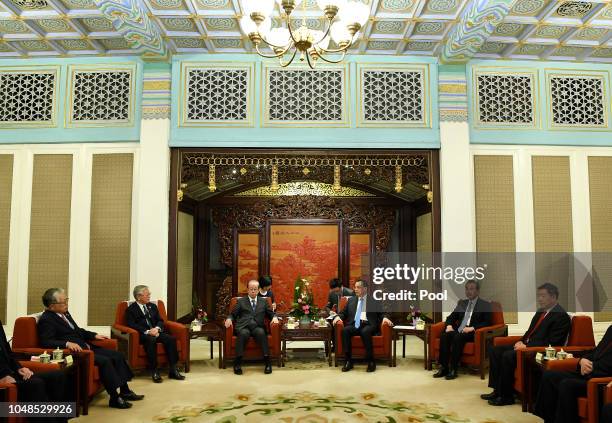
441 0 515 64
94 0 167 58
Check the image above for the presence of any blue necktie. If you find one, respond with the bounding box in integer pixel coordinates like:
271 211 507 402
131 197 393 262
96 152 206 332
251 299 256 311
354 298 363 329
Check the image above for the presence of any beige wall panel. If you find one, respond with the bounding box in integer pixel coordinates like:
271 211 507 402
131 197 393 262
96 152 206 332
0 155 13 321
177 211 194 319
474 155 518 324
88 154 133 325
532 156 574 311
28 155 73 314
588 156 612 322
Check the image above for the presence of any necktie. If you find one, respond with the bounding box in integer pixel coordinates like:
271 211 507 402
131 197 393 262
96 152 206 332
355 298 363 329
251 299 256 311
60 313 74 330
142 305 153 328
525 312 547 343
458 300 474 332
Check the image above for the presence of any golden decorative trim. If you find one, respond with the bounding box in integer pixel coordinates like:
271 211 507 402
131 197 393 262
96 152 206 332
439 83 467 94
233 182 376 197
143 80 171 90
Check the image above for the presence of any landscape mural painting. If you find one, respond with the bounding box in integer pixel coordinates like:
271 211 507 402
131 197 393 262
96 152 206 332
349 233 371 289
237 232 260 294
269 223 339 312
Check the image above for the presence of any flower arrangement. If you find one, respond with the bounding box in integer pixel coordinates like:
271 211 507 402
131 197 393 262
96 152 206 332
290 277 319 320
407 305 431 324
192 293 208 323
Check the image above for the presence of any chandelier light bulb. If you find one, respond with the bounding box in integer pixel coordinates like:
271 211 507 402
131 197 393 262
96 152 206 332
240 16 258 36
339 0 369 26
330 20 351 45
275 0 301 13
267 27 291 47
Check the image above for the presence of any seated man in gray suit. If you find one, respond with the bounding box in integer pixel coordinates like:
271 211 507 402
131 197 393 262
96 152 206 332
224 280 279 375
332 280 393 373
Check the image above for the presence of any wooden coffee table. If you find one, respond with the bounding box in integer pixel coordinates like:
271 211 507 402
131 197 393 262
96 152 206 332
281 323 333 367
189 321 225 369
392 326 429 368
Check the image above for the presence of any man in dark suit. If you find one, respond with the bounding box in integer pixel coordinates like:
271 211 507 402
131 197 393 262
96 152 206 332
434 280 492 380
0 320 68 422
482 283 571 406
534 324 611 423
325 278 355 312
37 288 144 409
125 285 184 383
224 279 279 375
333 279 393 373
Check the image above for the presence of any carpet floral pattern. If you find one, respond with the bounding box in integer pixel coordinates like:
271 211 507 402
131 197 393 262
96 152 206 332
154 392 502 422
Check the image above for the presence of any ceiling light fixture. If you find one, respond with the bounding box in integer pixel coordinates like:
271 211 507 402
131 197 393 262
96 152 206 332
239 0 369 68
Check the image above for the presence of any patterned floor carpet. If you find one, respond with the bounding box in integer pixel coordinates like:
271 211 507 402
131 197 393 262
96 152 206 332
72 340 540 423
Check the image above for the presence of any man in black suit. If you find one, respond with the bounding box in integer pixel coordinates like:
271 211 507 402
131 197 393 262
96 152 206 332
37 288 144 409
224 279 279 375
325 278 355 313
482 283 571 406
125 285 184 383
434 280 492 380
0 320 68 422
533 324 611 423
333 279 393 373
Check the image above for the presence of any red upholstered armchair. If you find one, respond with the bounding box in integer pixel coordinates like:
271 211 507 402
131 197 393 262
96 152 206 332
428 301 508 379
11 315 118 415
0 360 65 423
111 300 190 372
334 296 393 367
223 297 281 369
545 358 611 423
493 314 595 411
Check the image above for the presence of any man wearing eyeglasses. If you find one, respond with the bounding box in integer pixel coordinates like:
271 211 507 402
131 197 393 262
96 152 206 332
37 288 144 409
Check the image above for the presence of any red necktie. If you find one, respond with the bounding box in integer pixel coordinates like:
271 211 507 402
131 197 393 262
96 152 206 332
525 312 547 343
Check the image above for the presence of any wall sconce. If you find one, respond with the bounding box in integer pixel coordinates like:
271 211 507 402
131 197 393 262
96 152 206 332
177 183 187 202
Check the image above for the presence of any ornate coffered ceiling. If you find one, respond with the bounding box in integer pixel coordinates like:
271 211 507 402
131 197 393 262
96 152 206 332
0 0 611 62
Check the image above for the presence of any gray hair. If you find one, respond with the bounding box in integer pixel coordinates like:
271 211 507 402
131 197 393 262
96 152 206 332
42 288 65 307
133 285 149 300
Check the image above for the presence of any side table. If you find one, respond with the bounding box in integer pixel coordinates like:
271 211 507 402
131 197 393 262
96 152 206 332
189 321 225 369
392 326 429 369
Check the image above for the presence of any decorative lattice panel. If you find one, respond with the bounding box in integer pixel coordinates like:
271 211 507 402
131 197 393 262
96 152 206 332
359 68 427 126
549 75 607 128
265 67 346 126
69 68 133 125
0 70 56 126
183 66 251 125
475 72 535 127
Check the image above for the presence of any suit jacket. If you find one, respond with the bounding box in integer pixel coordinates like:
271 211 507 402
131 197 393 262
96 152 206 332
0 321 21 379
338 296 386 332
38 310 97 350
326 287 355 311
125 301 165 335
229 296 275 332
521 303 571 347
445 297 492 330
580 324 612 378
257 289 275 304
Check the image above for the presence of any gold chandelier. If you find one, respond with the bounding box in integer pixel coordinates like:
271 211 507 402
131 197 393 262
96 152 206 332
239 0 369 68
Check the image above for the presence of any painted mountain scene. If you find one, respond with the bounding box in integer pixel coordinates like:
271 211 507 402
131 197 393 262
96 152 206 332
269 224 339 312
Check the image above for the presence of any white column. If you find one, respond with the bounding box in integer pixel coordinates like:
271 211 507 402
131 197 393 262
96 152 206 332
7 149 33 325
68 145 92 325
133 118 170 303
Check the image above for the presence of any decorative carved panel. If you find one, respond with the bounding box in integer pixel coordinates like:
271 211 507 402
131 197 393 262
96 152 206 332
358 66 429 127
0 68 57 126
182 64 252 126
264 66 347 126
211 197 396 268
474 71 536 127
69 67 134 126
548 74 607 128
